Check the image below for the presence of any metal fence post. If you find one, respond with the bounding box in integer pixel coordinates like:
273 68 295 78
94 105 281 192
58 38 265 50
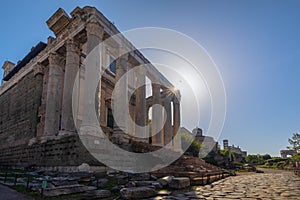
207 174 210 184
14 174 17 186
4 172 7 183
26 176 30 190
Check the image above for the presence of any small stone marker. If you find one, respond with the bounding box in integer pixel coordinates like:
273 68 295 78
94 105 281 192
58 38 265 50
42 180 47 189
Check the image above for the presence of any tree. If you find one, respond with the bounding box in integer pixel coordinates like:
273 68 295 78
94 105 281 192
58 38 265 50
291 153 300 162
181 133 202 157
245 154 264 165
203 150 217 165
287 133 300 152
262 154 271 161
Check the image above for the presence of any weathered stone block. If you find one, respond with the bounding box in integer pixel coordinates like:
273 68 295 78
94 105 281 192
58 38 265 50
158 176 174 186
78 163 91 172
82 189 111 198
120 187 157 199
169 177 190 189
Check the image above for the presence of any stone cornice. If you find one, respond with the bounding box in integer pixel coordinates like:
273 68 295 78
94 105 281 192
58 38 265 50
82 7 173 88
0 23 85 96
0 6 175 96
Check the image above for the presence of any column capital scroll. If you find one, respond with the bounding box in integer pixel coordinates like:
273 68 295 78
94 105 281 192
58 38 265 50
66 38 80 54
33 63 45 76
86 17 104 38
49 52 64 67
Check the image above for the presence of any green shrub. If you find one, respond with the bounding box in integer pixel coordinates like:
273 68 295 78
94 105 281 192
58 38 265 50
181 133 202 157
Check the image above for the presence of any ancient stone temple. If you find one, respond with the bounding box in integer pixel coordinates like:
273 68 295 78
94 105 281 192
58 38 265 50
0 6 181 168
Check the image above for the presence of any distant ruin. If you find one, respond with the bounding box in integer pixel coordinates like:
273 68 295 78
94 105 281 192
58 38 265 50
280 149 296 158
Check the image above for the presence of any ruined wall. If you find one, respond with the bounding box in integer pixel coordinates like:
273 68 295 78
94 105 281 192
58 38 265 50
0 135 101 166
0 71 43 148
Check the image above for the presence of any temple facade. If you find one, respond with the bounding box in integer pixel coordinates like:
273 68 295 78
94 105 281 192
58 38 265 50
0 6 181 167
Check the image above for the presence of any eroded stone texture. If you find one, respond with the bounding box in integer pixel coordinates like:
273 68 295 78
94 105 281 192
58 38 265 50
120 186 157 199
169 177 190 189
146 170 300 200
0 71 43 148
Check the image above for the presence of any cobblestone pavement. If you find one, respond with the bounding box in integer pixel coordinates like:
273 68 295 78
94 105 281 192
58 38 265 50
151 170 300 200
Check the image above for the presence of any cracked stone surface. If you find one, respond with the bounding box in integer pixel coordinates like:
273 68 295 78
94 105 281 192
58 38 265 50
148 170 300 200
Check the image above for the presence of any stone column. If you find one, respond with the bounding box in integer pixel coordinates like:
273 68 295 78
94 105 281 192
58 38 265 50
146 104 151 143
86 18 103 53
127 68 136 138
163 90 173 146
151 83 164 146
86 18 104 117
173 93 181 152
100 85 106 127
44 52 64 138
112 54 129 144
61 38 80 133
79 18 104 135
32 63 44 138
135 71 147 142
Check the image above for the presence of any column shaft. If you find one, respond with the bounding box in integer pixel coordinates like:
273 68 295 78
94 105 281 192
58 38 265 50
44 53 64 137
80 19 104 134
163 92 173 146
135 73 147 142
173 96 181 152
112 55 129 143
151 83 163 146
33 63 44 138
61 39 80 132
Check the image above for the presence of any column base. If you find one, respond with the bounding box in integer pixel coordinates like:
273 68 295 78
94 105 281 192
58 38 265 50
151 141 164 147
173 148 183 153
28 137 38 146
78 125 105 137
58 130 76 137
39 135 57 143
111 130 130 145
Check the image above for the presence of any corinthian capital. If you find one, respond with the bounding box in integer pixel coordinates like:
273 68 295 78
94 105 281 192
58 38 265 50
66 38 80 54
33 63 45 76
86 15 104 38
49 52 64 67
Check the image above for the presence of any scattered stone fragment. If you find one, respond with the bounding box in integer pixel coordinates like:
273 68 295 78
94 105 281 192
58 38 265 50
42 184 97 197
82 189 111 198
169 177 190 189
111 185 123 193
120 186 157 199
158 176 174 186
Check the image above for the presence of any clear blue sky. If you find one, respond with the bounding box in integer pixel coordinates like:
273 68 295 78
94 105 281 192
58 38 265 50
1 0 300 156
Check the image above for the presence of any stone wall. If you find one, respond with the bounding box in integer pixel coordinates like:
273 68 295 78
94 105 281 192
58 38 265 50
0 135 101 166
0 71 42 148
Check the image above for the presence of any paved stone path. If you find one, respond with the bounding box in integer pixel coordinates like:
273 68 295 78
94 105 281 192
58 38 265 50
151 169 300 200
0 184 33 200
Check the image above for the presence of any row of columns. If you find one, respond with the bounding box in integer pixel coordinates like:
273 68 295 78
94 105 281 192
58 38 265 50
111 63 182 152
151 85 181 151
43 17 104 138
40 16 181 151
